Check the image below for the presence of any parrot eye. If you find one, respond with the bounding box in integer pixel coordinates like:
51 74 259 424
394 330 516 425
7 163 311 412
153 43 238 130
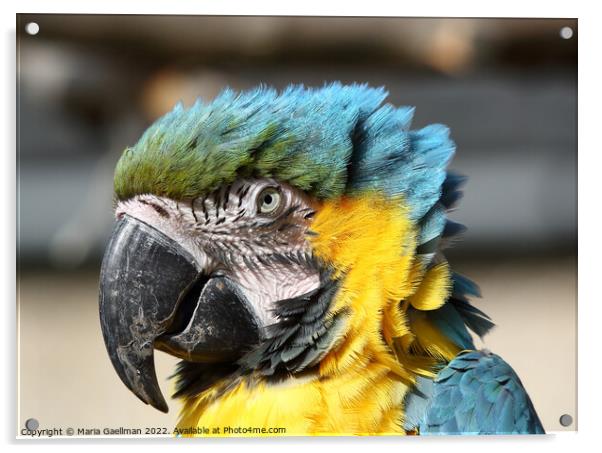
257 187 283 216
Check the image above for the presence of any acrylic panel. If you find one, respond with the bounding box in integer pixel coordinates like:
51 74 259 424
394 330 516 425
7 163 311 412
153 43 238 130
16 14 577 438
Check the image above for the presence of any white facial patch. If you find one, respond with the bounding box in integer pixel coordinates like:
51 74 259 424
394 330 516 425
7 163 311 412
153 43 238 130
115 195 215 273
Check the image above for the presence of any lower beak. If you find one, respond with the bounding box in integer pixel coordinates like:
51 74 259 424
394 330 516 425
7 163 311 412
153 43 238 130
99 215 260 413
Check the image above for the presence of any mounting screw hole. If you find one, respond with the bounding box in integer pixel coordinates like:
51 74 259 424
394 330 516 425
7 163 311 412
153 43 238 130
25 418 39 431
559 414 573 427
560 26 573 40
25 22 39 35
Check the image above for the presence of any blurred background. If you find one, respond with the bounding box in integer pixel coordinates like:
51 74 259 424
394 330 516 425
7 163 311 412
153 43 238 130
17 15 577 435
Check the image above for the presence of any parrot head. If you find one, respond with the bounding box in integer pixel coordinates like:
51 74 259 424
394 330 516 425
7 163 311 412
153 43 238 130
99 83 488 414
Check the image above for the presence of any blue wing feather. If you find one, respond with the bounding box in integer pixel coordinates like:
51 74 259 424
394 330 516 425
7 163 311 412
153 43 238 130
404 350 544 435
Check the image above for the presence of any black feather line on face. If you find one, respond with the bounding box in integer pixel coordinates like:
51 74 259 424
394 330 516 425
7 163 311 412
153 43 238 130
223 185 231 209
238 185 251 207
171 267 345 400
201 198 209 222
139 199 170 218
191 202 199 223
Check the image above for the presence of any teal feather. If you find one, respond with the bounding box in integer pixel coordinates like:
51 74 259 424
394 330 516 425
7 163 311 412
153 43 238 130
408 351 545 435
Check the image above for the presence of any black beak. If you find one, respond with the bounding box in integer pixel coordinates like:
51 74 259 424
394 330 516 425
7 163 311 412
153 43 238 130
99 215 260 413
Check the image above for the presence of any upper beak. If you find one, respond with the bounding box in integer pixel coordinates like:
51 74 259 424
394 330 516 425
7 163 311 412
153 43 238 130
99 215 260 413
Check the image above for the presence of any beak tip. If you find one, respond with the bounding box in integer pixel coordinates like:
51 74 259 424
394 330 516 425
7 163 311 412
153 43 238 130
135 388 169 413
152 401 169 414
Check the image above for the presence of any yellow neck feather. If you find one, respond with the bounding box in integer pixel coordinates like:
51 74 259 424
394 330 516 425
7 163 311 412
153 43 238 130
176 194 459 436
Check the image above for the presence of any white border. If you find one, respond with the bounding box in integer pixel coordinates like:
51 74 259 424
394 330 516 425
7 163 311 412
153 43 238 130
3 1 599 452
3 0 585 17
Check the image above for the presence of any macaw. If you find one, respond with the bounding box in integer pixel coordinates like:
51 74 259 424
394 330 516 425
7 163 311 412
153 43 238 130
98 83 544 436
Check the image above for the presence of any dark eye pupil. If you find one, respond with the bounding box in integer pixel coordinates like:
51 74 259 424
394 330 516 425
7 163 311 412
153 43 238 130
264 194 273 204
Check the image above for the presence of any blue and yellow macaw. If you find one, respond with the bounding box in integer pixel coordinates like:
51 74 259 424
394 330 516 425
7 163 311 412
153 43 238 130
98 83 544 436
